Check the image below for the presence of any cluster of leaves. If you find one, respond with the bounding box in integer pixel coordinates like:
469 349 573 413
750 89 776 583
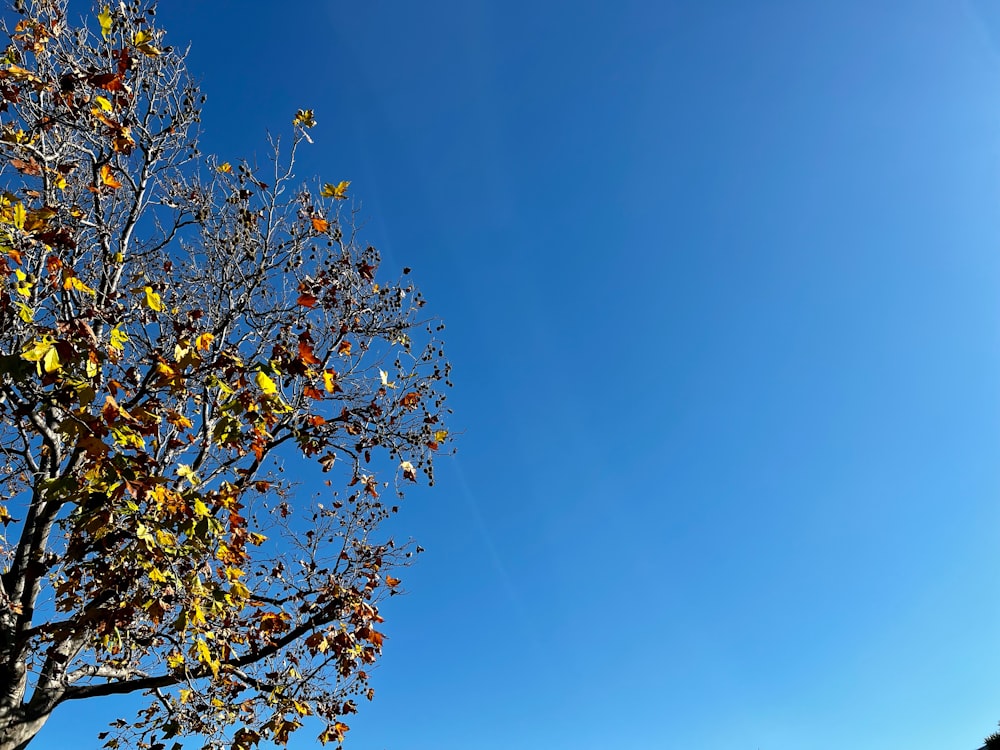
0 2 450 749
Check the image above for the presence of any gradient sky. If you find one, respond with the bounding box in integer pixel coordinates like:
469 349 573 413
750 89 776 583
34 1 1000 749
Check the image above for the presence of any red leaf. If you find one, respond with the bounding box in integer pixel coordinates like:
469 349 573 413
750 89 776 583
297 292 317 308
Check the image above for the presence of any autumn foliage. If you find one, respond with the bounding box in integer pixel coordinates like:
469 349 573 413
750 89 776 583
0 1 450 749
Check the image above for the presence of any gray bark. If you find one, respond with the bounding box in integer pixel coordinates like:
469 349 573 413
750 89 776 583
0 706 50 750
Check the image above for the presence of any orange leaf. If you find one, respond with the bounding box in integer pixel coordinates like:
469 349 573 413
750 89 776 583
337 340 351 356
99 164 121 190
298 338 322 365
296 292 317 308
311 216 329 233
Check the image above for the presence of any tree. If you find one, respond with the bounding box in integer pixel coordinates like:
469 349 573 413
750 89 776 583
0 1 451 748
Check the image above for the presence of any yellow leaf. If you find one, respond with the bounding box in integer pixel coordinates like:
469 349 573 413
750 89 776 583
230 580 250 600
192 497 210 517
195 332 214 351
144 286 163 312
177 464 200 487
217 162 232 174
434 429 448 444
323 370 337 393
12 202 25 231
195 639 219 677
191 605 207 628
178 688 192 703
110 323 128 352
168 652 185 670
21 338 53 364
320 180 350 200
133 30 160 56
155 360 175 379
64 275 96 295
3 66 40 84
94 95 113 112
97 6 112 40
255 370 277 395
14 269 31 298
42 346 60 373
16 302 31 323
111 425 144 449
292 108 316 128
166 410 193 430
149 567 168 584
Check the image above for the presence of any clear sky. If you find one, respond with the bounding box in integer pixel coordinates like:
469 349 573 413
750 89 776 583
34 1 1000 749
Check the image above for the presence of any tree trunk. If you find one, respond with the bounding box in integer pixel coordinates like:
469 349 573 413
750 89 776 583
0 707 49 750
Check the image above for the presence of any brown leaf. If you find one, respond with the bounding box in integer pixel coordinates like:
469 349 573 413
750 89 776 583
10 157 40 175
86 72 125 91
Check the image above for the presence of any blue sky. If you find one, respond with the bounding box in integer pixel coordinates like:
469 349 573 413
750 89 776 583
36 1 1000 748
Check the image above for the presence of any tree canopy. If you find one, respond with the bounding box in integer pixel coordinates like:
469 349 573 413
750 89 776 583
0 1 451 748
